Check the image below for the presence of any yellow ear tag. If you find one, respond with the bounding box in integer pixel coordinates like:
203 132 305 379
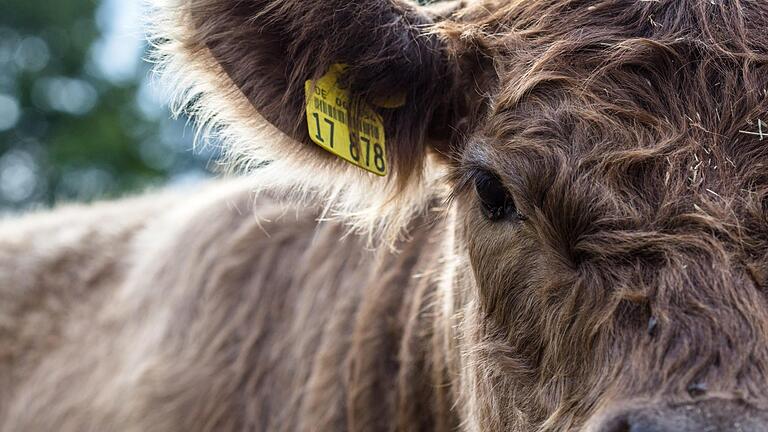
305 64 388 176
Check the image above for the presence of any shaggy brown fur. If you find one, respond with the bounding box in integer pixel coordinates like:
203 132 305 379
3 0 768 430
0 179 459 431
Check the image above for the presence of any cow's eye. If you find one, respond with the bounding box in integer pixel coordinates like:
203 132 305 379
474 171 521 222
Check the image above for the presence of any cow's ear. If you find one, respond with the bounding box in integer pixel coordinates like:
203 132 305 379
151 0 483 188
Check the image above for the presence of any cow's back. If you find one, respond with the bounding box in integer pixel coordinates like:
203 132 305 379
0 178 448 431
0 185 190 419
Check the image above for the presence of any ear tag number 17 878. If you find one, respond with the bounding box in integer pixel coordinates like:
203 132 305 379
304 64 388 176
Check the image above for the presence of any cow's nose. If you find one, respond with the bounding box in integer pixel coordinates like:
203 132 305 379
595 399 768 432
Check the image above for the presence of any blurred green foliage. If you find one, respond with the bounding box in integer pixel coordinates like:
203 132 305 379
0 0 214 212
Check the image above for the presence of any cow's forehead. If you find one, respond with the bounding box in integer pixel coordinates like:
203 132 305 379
463 0 768 148
470 29 768 199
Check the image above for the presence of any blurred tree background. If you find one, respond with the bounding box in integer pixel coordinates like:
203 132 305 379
0 0 216 213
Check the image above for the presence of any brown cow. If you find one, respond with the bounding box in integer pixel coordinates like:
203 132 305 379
2 0 768 430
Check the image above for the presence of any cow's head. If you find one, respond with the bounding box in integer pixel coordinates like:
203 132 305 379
150 0 768 430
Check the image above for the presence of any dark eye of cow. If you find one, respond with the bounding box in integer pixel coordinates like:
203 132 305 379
474 171 521 222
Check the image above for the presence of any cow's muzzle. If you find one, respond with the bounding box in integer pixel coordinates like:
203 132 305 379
593 399 768 432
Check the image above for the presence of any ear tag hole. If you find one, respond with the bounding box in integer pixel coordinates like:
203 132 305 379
305 64 391 176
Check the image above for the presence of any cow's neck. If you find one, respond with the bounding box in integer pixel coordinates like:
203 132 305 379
339 209 462 431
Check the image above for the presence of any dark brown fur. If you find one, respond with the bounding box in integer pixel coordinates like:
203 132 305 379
2 0 768 430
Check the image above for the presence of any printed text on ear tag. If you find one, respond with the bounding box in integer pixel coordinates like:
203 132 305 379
305 64 388 176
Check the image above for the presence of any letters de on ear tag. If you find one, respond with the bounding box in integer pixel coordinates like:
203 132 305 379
305 64 388 176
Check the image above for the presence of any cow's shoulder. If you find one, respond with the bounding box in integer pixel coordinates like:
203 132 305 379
0 183 192 412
